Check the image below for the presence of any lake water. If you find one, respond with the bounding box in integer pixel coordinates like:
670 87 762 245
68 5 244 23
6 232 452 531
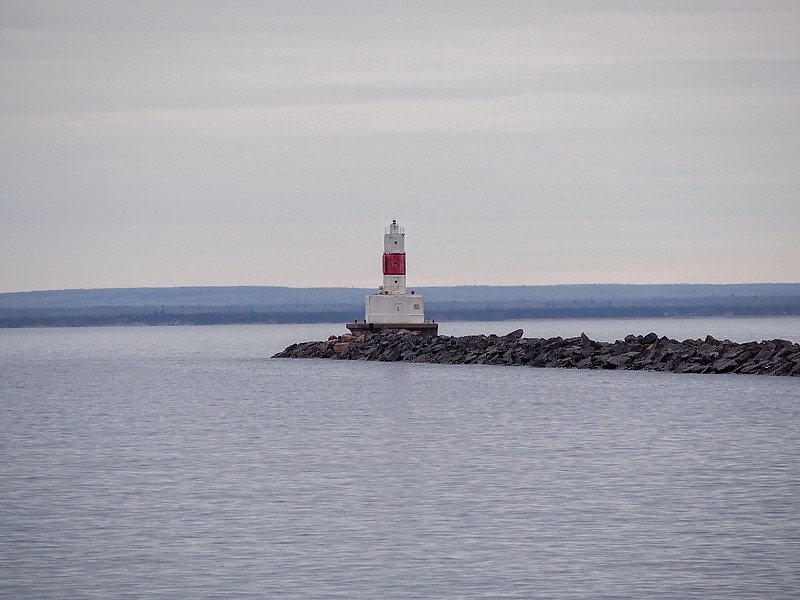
1 318 799 598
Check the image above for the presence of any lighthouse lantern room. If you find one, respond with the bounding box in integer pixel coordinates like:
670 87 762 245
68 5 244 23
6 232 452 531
346 220 438 336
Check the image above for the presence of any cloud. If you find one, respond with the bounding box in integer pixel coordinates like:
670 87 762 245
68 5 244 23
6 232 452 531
1 1 799 290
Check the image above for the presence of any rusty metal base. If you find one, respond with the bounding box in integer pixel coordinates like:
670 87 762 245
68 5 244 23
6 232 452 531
346 322 439 336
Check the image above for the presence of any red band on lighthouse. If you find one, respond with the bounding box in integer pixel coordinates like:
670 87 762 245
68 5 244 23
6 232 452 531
383 253 406 275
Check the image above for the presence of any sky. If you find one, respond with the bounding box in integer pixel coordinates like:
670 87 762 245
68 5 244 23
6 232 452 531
1 0 798 292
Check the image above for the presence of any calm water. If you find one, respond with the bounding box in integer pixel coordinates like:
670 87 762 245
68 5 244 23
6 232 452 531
1 318 799 598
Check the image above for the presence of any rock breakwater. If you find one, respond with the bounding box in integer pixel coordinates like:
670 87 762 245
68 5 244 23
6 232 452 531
273 329 800 376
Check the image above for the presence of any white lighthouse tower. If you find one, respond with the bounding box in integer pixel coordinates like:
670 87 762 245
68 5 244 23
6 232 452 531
347 220 438 336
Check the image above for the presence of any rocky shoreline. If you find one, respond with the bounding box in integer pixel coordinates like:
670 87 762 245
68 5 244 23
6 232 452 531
273 329 800 377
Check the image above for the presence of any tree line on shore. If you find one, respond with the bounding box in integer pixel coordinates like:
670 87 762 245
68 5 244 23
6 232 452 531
2 301 800 328
2 283 799 327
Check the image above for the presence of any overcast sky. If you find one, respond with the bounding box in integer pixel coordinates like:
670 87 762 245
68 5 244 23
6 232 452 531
1 0 798 292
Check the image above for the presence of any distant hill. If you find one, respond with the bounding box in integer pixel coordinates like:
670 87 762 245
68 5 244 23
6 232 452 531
1 283 799 327
0 286 368 309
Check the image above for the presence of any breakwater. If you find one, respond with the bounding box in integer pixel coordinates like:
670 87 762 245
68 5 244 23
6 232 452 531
273 329 800 376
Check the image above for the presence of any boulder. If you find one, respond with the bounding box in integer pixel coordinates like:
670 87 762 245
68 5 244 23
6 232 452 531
272 329 799 377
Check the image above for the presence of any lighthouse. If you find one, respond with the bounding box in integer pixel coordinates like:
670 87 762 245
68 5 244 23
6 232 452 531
347 220 438 336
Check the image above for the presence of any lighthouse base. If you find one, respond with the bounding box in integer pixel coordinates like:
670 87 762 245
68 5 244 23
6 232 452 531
346 322 439 336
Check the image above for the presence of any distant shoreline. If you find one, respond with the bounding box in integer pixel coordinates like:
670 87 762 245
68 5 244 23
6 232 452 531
3 305 800 328
2 283 799 328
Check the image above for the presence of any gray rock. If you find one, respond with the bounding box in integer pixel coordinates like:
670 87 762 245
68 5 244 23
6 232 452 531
273 329 799 377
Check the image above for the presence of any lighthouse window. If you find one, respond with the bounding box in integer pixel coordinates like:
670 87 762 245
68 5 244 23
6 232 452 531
394 280 398 284
414 304 420 310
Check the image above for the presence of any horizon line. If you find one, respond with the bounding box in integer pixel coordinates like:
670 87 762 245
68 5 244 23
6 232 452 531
3 281 800 296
